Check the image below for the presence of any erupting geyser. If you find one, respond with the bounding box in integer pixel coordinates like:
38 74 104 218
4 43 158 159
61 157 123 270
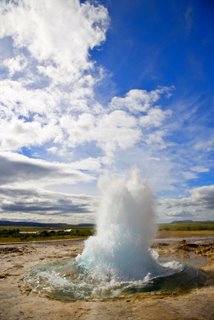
76 169 165 281
25 169 206 300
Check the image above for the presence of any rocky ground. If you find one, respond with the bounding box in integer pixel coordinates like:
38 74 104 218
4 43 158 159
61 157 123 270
0 237 214 320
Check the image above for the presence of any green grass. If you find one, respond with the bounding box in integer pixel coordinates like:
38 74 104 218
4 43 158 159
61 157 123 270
0 225 89 232
0 221 213 243
0 226 94 242
158 221 214 231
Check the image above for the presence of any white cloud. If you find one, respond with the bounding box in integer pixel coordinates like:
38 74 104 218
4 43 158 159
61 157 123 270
0 0 109 151
192 166 210 173
0 152 95 187
194 135 214 152
139 108 171 128
0 0 108 71
0 1 213 224
0 0 109 157
0 80 172 160
0 186 96 224
0 151 100 223
94 110 141 160
158 185 214 222
145 130 166 148
0 79 60 118
110 87 172 113
0 118 59 151
191 185 214 207
0 0 173 162
2 55 27 76
58 110 141 162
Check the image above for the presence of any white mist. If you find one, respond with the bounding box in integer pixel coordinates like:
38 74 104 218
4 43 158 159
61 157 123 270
76 169 164 281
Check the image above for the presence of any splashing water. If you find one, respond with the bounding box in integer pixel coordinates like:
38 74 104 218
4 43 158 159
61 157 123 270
76 169 166 281
24 169 208 300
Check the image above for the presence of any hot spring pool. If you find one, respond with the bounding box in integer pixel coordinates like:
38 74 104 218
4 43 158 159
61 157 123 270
24 257 208 301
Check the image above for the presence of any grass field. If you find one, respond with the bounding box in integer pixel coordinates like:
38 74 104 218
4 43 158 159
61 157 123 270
159 221 214 231
0 226 94 242
0 221 213 242
157 221 214 238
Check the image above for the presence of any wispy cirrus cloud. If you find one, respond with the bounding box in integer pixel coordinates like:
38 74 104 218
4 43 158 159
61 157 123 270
184 4 193 36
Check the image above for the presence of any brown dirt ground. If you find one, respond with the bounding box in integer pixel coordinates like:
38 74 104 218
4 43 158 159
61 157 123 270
0 237 214 320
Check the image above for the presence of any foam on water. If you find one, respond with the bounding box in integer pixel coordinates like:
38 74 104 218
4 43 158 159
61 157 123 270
25 258 207 300
76 169 166 281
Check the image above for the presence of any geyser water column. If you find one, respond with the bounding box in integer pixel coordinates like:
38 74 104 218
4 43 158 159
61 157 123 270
24 169 206 300
76 169 165 281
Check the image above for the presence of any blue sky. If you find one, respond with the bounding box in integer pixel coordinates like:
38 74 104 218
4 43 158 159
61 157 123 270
93 0 214 93
0 0 213 223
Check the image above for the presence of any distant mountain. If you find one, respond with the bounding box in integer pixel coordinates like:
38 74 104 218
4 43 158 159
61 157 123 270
0 220 70 227
0 220 95 228
77 223 95 227
171 220 213 224
171 220 193 224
